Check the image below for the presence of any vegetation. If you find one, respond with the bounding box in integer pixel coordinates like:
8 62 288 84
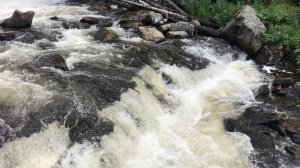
185 0 300 50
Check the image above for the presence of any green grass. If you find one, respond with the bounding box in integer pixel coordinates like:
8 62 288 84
185 0 300 59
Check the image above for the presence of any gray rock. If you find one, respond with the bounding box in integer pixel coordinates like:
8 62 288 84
94 28 118 42
36 52 69 71
119 19 143 30
0 32 16 41
138 26 165 43
80 17 102 25
256 44 284 65
88 2 111 14
221 5 266 56
285 145 300 158
166 31 188 39
141 11 163 25
97 18 113 27
273 77 294 87
0 119 15 147
62 21 90 29
0 10 35 28
158 23 172 32
170 22 194 37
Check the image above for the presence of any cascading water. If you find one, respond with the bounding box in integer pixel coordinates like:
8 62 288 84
0 0 267 168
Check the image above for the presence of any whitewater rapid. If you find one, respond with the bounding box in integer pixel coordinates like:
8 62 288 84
0 0 267 168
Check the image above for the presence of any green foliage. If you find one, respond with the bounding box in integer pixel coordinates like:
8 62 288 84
185 0 243 25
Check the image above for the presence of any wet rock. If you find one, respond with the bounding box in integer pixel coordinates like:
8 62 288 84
0 118 15 147
36 52 69 71
94 28 118 42
14 29 57 43
257 84 270 96
50 16 59 21
138 26 165 43
0 32 16 41
62 21 90 29
169 22 194 37
256 44 284 65
273 77 294 87
66 110 114 143
0 10 35 28
166 31 188 39
292 134 300 144
272 86 288 96
97 18 113 27
119 19 143 29
88 2 111 14
141 11 163 25
36 39 55 50
277 119 300 134
80 16 102 25
221 5 266 56
285 145 300 158
158 23 172 32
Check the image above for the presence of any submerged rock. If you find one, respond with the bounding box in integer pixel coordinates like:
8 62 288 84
94 28 118 42
80 16 102 25
273 77 294 87
0 10 35 28
221 5 266 56
61 21 90 29
138 26 165 43
0 32 16 41
0 119 15 147
97 18 113 27
285 145 300 158
35 52 69 71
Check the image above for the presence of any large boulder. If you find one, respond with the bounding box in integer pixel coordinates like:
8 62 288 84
221 6 266 56
138 26 165 43
169 22 194 37
0 32 16 41
0 10 35 28
88 2 112 15
94 28 118 42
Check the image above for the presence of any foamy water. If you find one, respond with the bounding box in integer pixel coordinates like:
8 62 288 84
0 1 267 168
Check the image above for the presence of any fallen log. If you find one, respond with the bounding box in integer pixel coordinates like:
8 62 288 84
114 0 189 21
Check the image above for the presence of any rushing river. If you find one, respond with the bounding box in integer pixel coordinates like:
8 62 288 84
0 0 267 167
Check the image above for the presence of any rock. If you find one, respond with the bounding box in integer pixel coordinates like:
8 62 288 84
138 26 165 43
0 10 35 28
292 134 300 144
36 39 55 50
80 17 102 25
190 19 201 28
88 2 111 14
256 44 284 65
278 119 300 134
257 84 270 96
97 18 113 27
170 22 194 37
94 28 118 42
221 6 266 56
61 21 90 29
13 29 57 44
141 11 163 25
158 23 172 32
285 145 300 158
0 118 15 147
50 16 59 21
273 77 293 87
272 86 288 96
36 52 69 71
0 32 16 41
119 19 143 29
166 31 188 39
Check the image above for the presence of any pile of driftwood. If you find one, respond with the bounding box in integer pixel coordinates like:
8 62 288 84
109 0 221 37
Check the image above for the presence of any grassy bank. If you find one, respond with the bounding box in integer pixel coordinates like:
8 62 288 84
185 0 300 54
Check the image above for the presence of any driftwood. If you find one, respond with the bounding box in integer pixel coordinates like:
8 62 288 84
112 0 189 21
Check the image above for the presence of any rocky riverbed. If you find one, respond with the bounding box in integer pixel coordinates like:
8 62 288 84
0 0 299 168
